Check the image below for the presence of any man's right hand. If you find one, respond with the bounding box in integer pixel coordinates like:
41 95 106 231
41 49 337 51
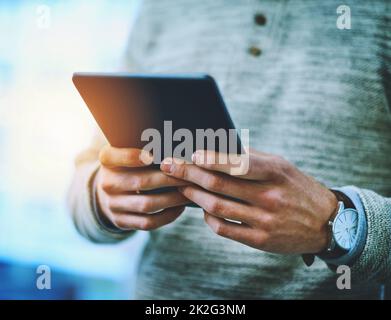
95 145 190 231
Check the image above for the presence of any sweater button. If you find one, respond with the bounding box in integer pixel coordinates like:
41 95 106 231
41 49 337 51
248 46 262 57
254 13 267 26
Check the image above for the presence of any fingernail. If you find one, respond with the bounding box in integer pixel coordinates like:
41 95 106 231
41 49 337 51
160 159 173 173
192 151 201 164
139 150 154 165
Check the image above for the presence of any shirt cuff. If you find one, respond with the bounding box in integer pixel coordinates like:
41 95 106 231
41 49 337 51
319 186 368 266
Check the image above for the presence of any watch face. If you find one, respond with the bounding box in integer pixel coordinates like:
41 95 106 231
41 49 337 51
332 208 359 251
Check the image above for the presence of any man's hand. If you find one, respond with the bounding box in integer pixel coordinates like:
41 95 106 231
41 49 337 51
160 150 338 254
95 145 190 231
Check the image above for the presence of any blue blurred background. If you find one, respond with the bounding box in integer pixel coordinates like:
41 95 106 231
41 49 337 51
0 0 148 299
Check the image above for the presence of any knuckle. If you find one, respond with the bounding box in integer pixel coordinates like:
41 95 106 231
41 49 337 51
100 180 113 193
260 189 284 211
137 198 154 213
263 155 282 177
206 198 223 214
138 218 156 231
125 149 138 163
277 156 290 172
99 170 117 193
130 176 143 190
212 221 226 236
181 186 193 199
205 175 224 192
171 161 191 180
273 155 293 178
254 232 270 248
112 215 130 230
259 214 275 231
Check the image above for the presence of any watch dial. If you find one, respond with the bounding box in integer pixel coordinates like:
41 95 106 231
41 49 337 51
333 209 359 251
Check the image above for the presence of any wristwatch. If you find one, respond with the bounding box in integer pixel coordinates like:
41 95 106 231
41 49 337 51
302 190 360 266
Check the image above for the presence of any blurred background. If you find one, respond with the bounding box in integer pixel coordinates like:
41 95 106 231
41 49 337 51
0 0 148 299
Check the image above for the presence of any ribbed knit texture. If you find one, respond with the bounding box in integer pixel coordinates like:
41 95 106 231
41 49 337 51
69 0 391 299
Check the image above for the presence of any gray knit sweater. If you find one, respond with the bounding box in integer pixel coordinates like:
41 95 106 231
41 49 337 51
68 0 391 299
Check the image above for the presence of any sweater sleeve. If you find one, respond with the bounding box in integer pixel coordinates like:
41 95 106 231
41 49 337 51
67 2 149 243
67 131 135 243
350 188 391 282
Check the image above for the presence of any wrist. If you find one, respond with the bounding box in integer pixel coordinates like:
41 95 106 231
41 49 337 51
317 189 339 253
303 187 365 267
318 189 357 256
318 190 359 258
303 189 340 266
319 187 367 266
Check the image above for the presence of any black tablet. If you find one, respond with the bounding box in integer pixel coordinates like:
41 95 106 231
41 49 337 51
72 73 242 164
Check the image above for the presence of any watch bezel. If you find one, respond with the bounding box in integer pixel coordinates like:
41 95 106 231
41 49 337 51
332 207 359 251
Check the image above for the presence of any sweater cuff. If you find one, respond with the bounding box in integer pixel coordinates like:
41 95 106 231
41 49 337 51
349 187 391 282
72 161 134 243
